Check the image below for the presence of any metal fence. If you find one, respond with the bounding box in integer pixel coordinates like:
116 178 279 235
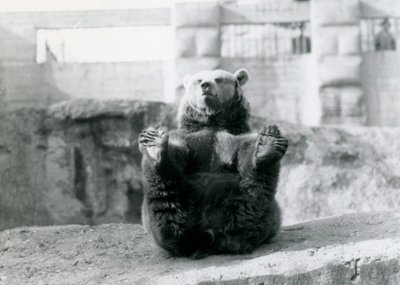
221 21 311 59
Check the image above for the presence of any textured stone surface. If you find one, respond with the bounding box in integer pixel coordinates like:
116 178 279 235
0 212 399 285
0 109 51 230
0 100 177 231
271 121 400 224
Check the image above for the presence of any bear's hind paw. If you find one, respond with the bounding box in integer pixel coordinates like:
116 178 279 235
139 127 168 162
254 124 288 166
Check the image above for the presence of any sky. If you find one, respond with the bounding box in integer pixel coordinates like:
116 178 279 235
0 0 219 12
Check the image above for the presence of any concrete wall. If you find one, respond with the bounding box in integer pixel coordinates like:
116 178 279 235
221 56 318 125
311 0 365 126
362 52 400 126
359 0 400 127
49 62 166 101
0 9 171 110
3 61 168 110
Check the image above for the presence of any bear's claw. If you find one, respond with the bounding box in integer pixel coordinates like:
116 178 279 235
260 124 280 137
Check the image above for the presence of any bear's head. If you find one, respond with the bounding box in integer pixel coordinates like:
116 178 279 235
178 69 251 134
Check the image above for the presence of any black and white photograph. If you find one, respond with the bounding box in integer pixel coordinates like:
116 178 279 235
0 0 400 284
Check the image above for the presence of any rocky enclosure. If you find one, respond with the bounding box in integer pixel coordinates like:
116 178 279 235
1 99 400 231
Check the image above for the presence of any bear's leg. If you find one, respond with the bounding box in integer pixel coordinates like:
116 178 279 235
139 127 191 256
239 124 287 196
225 125 287 253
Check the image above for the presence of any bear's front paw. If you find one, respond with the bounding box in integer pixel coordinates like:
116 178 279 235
139 127 169 162
254 125 288 167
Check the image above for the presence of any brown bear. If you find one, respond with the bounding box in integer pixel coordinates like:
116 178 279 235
139 69 288 258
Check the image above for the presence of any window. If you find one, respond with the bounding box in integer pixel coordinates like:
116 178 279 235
36 26 173 63
221 22 311 59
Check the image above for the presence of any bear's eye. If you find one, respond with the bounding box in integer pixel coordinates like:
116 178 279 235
196 79 202 85
215 78 223 84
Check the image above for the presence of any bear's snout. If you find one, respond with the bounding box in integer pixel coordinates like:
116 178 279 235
200 81 211 89
200 81 212 92
200 81 216 97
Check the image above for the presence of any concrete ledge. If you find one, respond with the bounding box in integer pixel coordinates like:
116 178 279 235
0 212 399 284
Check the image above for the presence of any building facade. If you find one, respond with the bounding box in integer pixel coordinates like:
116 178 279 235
0 0 399 126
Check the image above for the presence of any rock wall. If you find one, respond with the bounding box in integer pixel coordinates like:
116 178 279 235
0 100 176 230
46 100 177 226
273 121 400 224
0 109 51 230
1 100 400 231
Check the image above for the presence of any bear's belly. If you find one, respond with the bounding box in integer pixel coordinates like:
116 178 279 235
183 172 241 204
185 130 237 174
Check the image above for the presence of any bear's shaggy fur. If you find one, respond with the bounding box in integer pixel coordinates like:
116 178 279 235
139 69 288 258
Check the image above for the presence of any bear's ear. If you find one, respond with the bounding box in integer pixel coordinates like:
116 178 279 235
183 74 192 89
234 68 249 86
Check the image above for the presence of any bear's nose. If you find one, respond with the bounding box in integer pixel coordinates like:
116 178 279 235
200 81 211 90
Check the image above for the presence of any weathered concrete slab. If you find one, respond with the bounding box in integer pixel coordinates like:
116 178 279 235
0 212 399 284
